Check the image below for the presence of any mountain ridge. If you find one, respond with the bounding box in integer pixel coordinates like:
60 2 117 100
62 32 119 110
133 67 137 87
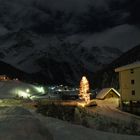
0 0 139 85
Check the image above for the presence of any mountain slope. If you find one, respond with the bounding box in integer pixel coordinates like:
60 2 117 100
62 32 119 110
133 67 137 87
94 45 140 89
1 24 140 84
0 28 124 85
0 0 139 85
0 60 29 80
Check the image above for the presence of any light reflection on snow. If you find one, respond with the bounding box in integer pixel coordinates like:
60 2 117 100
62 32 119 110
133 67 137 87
34 86 45 94
15 90 31 98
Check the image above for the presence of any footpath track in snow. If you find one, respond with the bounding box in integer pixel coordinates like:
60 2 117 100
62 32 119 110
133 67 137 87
87 99 140 122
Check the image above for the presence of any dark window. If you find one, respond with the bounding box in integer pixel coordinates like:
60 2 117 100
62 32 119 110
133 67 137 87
130 69 134 74
131 80 135 84
132 90 135 95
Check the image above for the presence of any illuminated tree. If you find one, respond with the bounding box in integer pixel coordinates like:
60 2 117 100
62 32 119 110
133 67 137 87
79 76 90 103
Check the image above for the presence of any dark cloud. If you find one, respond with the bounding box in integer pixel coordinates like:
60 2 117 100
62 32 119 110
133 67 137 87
37 0 109 13
127 0 140 24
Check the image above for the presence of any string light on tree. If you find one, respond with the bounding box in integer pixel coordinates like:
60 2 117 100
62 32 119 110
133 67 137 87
79 76 90 104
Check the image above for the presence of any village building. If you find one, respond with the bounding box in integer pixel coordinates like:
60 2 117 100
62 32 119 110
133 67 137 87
115 62 140 113
0 75 10 81
96 88 120 100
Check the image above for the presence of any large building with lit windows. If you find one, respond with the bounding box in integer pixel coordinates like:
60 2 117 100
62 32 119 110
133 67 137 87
115 62 140 112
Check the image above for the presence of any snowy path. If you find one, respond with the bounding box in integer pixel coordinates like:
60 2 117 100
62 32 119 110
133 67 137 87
0 107 53 140
87 99 140 122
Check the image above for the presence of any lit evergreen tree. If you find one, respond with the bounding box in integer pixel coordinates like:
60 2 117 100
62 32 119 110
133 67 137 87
79 76 90 103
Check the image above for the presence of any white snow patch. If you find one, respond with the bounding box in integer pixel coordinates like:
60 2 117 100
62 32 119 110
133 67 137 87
0 106 53 140
35 113 140 140
0 81 44 99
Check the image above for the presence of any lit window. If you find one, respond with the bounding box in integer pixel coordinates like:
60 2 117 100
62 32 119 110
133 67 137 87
132 90 135 95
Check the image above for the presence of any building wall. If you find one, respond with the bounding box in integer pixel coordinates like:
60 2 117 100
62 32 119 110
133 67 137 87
0 75 9 81
120 67 140 101
105 91 119 99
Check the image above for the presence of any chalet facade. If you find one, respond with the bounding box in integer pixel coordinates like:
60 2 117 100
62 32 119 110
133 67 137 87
115 62 140 113
96 88 120 100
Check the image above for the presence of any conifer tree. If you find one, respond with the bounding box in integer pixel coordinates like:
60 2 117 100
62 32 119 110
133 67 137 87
79 76 90 103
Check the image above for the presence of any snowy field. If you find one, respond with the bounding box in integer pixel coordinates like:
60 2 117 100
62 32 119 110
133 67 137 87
35 113 140 140
0 107 53 140
0 100 140 140
88 98 140 122
0 80 45 99
0 105 139 140
0 81 140 140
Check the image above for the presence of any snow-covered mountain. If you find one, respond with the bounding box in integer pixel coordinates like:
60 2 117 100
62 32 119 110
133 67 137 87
0 0 140 85
0 29 123 84
94 44 140 89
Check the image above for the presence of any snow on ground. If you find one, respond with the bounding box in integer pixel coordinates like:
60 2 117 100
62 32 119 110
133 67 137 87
34 113 140 140
0 106 53 140
88 98 140 122
0 97 140 140
1 83 140 140
0 80 44 99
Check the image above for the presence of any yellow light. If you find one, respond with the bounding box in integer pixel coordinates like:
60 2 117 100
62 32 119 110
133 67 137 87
79 76 90 104
77 102 86 107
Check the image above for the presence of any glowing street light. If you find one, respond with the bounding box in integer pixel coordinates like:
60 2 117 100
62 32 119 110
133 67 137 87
26 89 30 93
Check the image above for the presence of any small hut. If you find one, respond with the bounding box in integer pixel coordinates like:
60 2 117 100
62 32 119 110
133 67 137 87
96 88 120 100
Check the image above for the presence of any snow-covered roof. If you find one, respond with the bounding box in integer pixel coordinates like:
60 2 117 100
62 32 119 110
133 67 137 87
115 61 140 72
96 88 120 99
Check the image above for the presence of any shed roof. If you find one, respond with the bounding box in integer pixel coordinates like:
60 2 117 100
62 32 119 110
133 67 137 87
96 88 120 99
115 61 140 72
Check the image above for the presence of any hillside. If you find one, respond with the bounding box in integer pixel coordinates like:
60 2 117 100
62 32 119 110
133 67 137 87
0 60 29 80
0 0 140 85
94 45 140 89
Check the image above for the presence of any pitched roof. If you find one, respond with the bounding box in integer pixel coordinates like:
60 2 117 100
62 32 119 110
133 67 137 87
96 88 120 99
115 61 140 72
